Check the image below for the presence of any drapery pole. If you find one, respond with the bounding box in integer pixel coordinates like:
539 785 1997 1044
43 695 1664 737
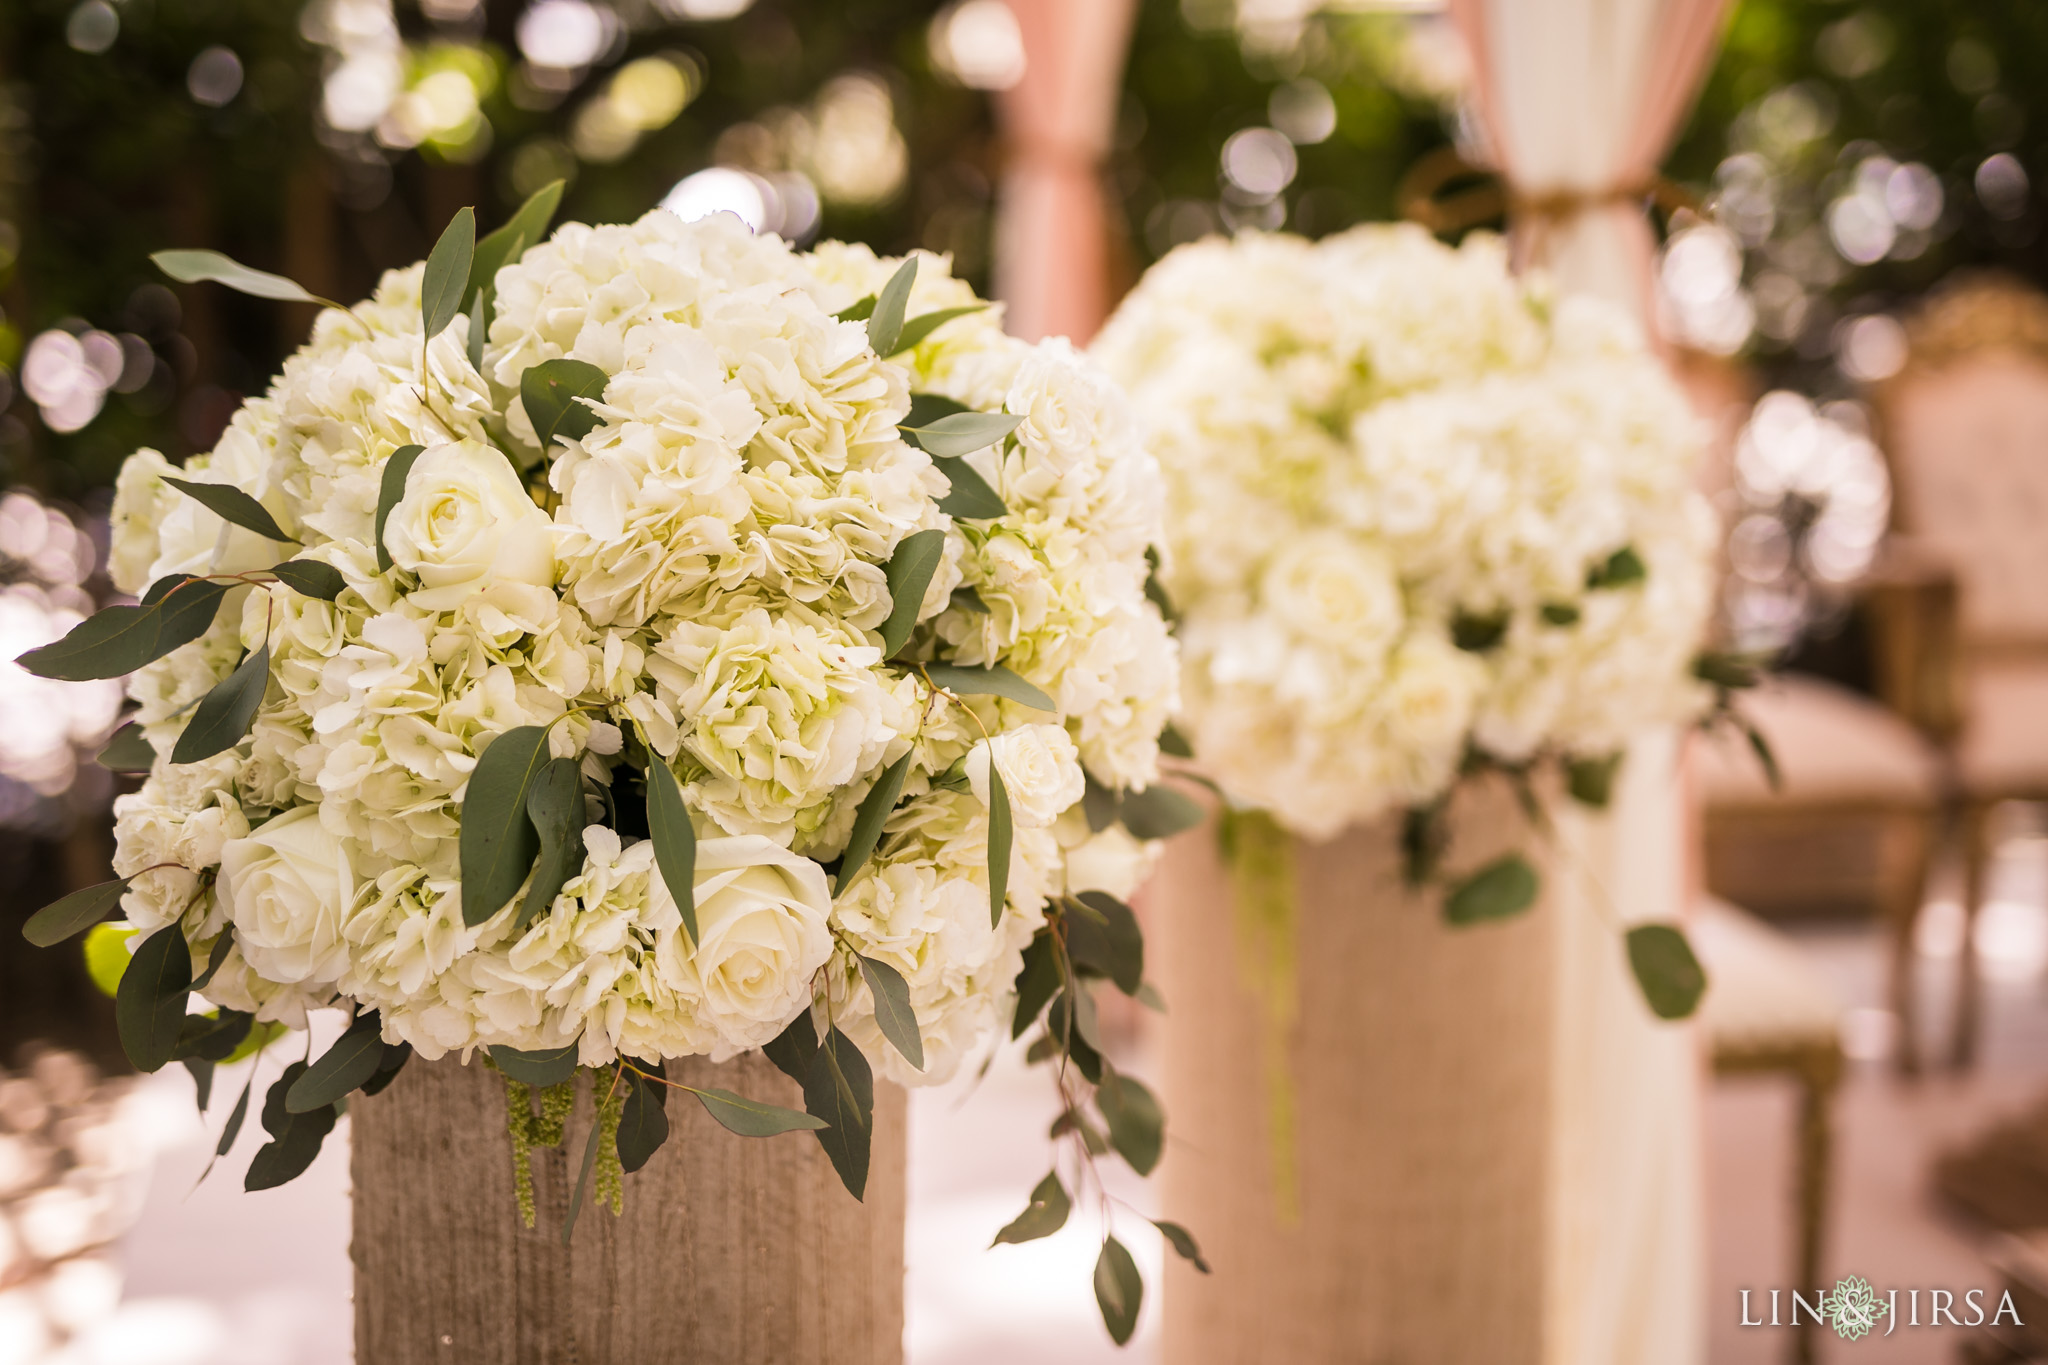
992 0 1137 344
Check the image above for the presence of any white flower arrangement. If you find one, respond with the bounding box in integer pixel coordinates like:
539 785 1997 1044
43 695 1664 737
1095 224 1729 1017
22 191 1198 1314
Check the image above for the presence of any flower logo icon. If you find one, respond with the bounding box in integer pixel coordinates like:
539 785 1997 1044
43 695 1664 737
1827 1275 1890 1340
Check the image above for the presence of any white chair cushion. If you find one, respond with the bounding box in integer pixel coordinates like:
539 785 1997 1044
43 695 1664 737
1693 897 1841 1053
1695 674 1941 808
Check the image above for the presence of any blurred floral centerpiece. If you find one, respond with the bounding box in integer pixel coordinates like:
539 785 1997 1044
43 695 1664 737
17 186 1192 1332
1095 224 1727 1011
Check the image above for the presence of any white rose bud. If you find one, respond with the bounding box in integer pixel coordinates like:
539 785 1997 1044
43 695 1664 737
218 806 356 986
967 723 1086 829
384 439 556 610
652 834 834 1054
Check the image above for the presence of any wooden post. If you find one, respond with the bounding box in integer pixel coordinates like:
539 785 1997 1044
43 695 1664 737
351 1051 905 1365
1155 784 1558 1364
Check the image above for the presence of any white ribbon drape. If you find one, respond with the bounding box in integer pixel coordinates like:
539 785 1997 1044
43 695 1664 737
1446 3 1732 1362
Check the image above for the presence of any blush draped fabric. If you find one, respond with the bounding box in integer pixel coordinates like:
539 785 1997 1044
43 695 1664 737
1449 0 1731 319
992 0 1137 344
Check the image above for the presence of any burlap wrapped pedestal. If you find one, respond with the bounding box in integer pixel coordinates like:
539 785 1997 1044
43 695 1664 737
1156 786 1558 1365
351 1051 905 1365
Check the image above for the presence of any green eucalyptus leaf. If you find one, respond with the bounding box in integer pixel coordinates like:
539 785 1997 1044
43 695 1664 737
246 1063 338 1191
645 759 699 943
1064 891 1144 996
834 293 877 322
855 954 924 1072
921 663 1053 712
23 877 131 947
1541 602 1582 626
374 444 426 574
489 1042 580 1087
1051 1107 1110 1154
269 560 347 601
865 258 917 357
287 1011 386 1112
1048 985 1103 1057
1093 1236 1144 1346
170 642 270 765
174 1009 252 1065
1694 650 1762 690
904 393 969 426
1566 752 1624 809
1444 853 1540 926
1011 931 1060 1039
991 1170 1071 1246
521 358 608 451
163 477 296 544
117 926 192 1073
949 585 989 615
898 411 1023 458
152 249 322 305
935 459 1008 520
1740 715 1783 791
466 287 489 375
29 588 200 679
1154 1219 1211 1273
891 304 987 354
184 1058 214 1111
1587 545 1647 589
471 179 561 302
561 1101 605 1245
1145 545 1177 623
97 722 155 773
762 1009 819 1084
358 1042 412 1097
1096 1071 1164 1176
1451 610 1509 652
617 1072 670 1173
836 755 911 896
987 764 1012 928
1117 783 1205 841
803 1026 873 1199
878 529 946 659
421 207 476 340
188 930 236 993
1158 722 1194 759
1081 775 1120 834
518 757 587 929
214 1073 254 1162
1626 923 1708 1020
689 1086 829 1137
459 725 551 926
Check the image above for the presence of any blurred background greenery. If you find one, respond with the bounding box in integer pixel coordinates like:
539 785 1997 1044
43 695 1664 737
5 0 2040 492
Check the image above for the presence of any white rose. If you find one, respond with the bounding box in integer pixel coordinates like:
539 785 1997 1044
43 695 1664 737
109 448 175 595
1062 823 1158 901
967 723 1085 829
652 834 833 1053
219 805 357 986
1260 532 1404 651
384 440 556 611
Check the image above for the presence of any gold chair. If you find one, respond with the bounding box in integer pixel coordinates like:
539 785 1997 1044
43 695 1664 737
1696 641 1947 1068
1695 896 1844 1365
1876 276 2048 1067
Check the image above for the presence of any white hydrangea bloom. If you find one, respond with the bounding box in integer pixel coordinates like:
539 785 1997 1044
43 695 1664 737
1095 223 1715 840
102 211 1177 1087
